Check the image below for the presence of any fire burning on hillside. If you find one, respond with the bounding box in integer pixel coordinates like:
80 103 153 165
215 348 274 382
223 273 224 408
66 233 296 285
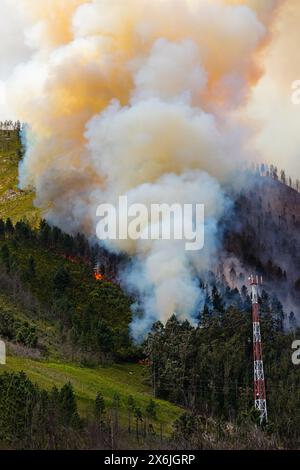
93 262 106 282
4 0 296 339
94 272 104 282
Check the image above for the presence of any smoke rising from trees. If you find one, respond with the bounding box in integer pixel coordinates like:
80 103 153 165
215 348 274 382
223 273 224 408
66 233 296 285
0 0 292 338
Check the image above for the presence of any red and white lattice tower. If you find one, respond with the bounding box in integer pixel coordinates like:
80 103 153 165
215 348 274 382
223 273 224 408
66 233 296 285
249 275 268 424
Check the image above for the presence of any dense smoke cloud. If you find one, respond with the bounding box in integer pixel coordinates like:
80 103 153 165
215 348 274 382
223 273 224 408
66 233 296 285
0 0 32 119
247 0 300 177
2 0 288 338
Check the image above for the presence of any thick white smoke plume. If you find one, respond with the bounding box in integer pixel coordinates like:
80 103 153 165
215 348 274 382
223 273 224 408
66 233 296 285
3 0 287 339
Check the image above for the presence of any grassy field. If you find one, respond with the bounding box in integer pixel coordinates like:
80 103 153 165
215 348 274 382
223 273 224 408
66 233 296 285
2 355 182 434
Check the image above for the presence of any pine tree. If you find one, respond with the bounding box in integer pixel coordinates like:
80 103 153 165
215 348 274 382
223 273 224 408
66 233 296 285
146 399 157 420
39 220 51 246
0 244 10 272
97 320 114 355
28 256 36 278
289 312 297 330
0 371 38 445
95 392 105 429
200 303 210 327
212 286 224 313
112 392 120 432
53 265 71 294
59 382 80 428
5 218 14 235
127 395 135 434
259 290 271 317
271 296 284 331
134 407 143 442
0 219 5 239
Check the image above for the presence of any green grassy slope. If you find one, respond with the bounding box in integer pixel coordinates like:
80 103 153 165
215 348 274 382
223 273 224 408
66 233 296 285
3 355 181 434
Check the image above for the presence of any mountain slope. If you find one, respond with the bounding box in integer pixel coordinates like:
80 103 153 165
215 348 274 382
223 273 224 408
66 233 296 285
3 356 181 435
0 130 299 449
223 172 300 322
0 129 182 441
0 128 39 223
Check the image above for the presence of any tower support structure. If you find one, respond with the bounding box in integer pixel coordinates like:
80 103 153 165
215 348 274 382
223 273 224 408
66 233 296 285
249 274 268 424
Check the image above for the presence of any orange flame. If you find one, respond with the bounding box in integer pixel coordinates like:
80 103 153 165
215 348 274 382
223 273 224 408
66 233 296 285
94 272 104 281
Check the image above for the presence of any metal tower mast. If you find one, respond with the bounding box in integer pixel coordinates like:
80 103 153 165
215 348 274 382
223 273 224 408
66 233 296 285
249 275 268 424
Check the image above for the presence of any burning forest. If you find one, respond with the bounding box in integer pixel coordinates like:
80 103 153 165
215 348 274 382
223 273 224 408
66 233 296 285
1 0 298 339
0 0 299 454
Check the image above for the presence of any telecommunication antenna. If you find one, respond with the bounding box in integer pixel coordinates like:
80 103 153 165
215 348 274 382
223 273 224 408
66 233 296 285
249 274 268 424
